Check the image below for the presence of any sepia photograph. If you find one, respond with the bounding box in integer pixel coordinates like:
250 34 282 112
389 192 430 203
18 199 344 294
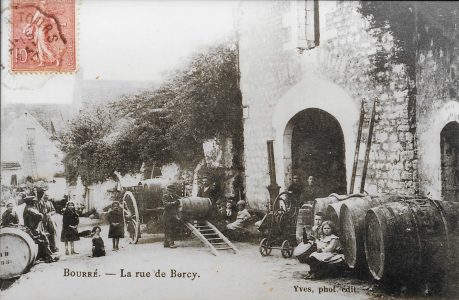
1 1 458 299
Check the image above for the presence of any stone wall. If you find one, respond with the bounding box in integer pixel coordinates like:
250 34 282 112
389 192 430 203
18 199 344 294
415 3 459 200
239 1 419 210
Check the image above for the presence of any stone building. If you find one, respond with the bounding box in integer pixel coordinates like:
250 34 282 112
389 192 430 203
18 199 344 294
1 112 64 185
237 1 459 210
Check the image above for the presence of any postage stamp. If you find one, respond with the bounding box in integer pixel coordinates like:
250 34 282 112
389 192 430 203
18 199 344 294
10 0 76 72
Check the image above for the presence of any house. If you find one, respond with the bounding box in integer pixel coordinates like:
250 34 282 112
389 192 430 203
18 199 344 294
237 1 459 210
1 112 64 185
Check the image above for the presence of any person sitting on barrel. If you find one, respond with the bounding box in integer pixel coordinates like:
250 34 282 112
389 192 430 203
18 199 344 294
226 200 251 234
23 195 58 263
162 184 181 248
304 220 345 279
1 201 19 227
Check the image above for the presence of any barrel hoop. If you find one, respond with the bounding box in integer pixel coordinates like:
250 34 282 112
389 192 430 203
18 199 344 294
400 199 424 268
431 200 452 268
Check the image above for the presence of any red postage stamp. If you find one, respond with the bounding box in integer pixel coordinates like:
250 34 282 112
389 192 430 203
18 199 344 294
11 0 76 72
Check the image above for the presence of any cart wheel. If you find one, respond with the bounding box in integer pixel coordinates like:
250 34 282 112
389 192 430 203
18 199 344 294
122 191 140 244
259 238 272 256
281 240 293 258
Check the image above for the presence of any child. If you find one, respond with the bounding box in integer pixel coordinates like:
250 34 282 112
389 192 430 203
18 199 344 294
61 201 80 255
107 201 124 251
310 212 324 242
91 226 106 257
304 220 345 279
224 201 236 223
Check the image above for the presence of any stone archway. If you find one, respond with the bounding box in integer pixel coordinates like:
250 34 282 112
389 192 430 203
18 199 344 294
440 121 459 202
287 108 347 197
272 76 359 192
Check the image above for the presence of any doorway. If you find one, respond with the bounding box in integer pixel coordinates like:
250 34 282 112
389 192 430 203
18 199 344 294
440 121 459 202
289 108 347 197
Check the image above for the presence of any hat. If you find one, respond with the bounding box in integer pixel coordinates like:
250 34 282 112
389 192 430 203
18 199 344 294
24 195 37 202
237 200 246 206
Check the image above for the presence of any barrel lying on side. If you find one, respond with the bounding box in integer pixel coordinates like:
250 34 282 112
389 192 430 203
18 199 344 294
177 197 212 221
0 227 38 279
326 202 343 235
339 194 402 269
313 195 340 216
364 199 459 283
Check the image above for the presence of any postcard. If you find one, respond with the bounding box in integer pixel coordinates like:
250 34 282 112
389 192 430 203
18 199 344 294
1 1 458 300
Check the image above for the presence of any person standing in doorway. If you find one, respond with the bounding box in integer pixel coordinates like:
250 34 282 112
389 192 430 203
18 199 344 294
301 175 319 206
287 174 304 208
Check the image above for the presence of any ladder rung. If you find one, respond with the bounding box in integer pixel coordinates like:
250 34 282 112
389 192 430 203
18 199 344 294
211 242 227 245
207 238 223 241
215 247 233 250
203 233 219 236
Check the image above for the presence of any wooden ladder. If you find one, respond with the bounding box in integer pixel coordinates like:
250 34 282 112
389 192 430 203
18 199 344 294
184 220 239 256
350 98 377 194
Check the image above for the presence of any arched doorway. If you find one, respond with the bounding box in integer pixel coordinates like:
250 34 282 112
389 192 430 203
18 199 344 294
440 121 459 202
288 108 347 197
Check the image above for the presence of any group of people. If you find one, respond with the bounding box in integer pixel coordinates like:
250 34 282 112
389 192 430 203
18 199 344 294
287 175 319 208
0 186 129 262
295 212 347 279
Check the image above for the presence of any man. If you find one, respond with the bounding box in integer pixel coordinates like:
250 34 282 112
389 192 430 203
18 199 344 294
226 200 251 232
197 176 220 203
301 175 319 206
162 184 180 248
23 195 58 263
1 202 19 227
287 174 304 208
37 192 59 252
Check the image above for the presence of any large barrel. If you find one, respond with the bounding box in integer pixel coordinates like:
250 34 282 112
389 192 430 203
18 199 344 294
314 193 366 217
296 204 313 244
364 199 459 282
313 195 340 216
325 202 343 235
339 194 403 269
177 197 212 221
0 227 38 279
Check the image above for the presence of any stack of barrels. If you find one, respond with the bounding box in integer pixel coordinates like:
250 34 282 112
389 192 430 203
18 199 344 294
308 193 459 287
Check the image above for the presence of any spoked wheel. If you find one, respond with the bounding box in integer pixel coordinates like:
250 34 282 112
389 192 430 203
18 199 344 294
122 191 140 244
259 238 272 256
281 240 293 258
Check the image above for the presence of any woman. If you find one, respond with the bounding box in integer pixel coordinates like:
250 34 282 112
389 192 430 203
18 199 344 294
107 201 124 251
61 201 80 255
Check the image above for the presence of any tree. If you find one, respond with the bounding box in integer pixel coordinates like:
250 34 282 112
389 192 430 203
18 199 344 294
59 41 243 185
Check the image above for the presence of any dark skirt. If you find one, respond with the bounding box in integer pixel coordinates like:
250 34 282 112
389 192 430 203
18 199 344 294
108 223 124 238
92 237 106 257
61 226 80 242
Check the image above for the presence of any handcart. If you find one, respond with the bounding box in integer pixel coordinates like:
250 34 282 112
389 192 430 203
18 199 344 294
258 192 298 258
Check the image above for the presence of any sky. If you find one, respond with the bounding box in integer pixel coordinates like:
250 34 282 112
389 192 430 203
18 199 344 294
1 0 238 104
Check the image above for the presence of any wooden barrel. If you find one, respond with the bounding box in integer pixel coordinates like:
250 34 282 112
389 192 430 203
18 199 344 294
313 195 339 216
0 227 38 279
296 205 313 244
326 202 343 235
364 199 459 282
314 193 366 217
177 197 212 221
339 194 402 269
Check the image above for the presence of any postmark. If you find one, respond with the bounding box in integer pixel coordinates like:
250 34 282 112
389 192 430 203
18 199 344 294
11 0 76 72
